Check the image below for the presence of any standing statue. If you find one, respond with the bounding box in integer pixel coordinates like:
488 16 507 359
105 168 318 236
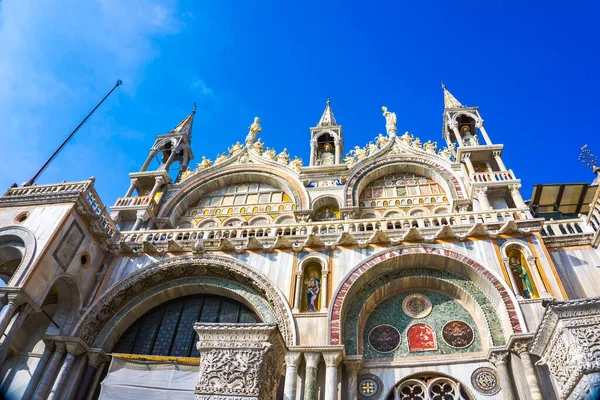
197 156 213 169
215 152 228 164
412 137 422 149
318 143 335 165
376 133 389 148
276 148 290 164
400 131 413 147
246 117 262 146
382 106 398 137
304 272 321 312
509 255 535 299
289 156 303 172
438 147 452 161
344 153 357 166
423 141 438 154
250 138 264 154
367 141 378 156
353 146 367 160
263 147 276 160
229 141 243 155
461 126 479 146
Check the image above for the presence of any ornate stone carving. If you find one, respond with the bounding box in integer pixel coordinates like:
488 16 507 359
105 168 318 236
194 324 284 400
322 351 342 367
488 350 509 366
471 367 501 395
402 294 432 319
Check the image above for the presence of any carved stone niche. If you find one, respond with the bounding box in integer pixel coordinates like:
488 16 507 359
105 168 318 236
530 298 600 400
194 323 285 400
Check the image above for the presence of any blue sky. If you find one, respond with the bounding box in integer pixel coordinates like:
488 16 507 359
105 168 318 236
1 1 598 206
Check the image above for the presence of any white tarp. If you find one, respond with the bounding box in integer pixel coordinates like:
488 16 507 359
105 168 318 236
99 356 198 400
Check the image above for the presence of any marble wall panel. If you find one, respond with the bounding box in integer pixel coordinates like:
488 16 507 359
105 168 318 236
549 246 600 299
295 315 329 346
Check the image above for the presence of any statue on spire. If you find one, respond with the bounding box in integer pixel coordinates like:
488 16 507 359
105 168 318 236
246 117 262 146
382 106 397 137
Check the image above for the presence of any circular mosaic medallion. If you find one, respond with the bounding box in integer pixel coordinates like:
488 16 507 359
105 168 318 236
402 294 433 319
358 374 383 399
471 367 500 395
442 320 475 349
368 324 401 353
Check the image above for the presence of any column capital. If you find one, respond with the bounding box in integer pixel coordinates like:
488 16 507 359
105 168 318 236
304 352 321 369
508 183 522 193
492 150 502 157
285 351 302 367
135 209 150 221
66 342 85 356
87 351 110 368
474 186 489 197
511 339 531 355
344 359 363 374
154 176 166 186
7 293 28 307
54 342 67 355
322 351 343 367
489 350 510 366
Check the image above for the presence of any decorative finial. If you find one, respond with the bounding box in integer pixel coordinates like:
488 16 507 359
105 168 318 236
192 102 197 114
326 96 331 107
579 144 598 169
441 81 446 90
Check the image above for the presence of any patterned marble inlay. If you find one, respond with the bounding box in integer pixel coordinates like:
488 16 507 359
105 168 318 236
471 367 501 395
358 374 383 399
402 294 433 319
442 320 475 349
368 325 401 353
361 290 482 359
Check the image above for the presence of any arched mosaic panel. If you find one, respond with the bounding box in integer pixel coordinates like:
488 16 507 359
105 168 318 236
358 173 449 215
363 291 481 359
177 183 296 227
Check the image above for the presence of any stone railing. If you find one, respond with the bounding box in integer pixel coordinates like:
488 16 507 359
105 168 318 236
471 170 516 183
119 208 541 254
0 180 119 243
0 181 91 206
541 217 596 248
114 195 156 209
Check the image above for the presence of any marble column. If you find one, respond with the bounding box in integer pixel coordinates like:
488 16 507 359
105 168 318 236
509 184 527 209
85 361 107 400
323 351 342 400
320 269 329 312
132 210 149 231
309 140 316 166
512 341 542 400
478 123 493 145
462 153 475 175
48 342 82 399
33 342 66 400
344 361 362 400
450 125 464 147
475 187 492 210
140 151 157 172
493 151 507 171
123 178 140 197
0 295 24 340
22 341 54 400
148 176 165 199
334 140 341 165
0 304 34 365
293 273 303 313
489 351 517 400
303 352 321 400
283 352 302 400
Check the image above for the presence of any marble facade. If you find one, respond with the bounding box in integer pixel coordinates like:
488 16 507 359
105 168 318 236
0 87 599 399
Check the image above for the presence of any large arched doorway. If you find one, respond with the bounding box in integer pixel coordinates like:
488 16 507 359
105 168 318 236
113 294 260 358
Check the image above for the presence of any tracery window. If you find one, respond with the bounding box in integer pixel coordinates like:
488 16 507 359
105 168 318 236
113 295 260 358
388 375 472 400
359 174 449 216
178 183 296 227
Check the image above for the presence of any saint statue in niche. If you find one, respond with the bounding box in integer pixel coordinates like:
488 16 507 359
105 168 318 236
461 125 479 146
508 249 536 299
304 271 321 312
318 143 335 165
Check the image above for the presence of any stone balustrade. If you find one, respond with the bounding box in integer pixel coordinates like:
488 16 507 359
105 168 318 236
541 217 596 248
114 195 156 208
471 170 516 183
0 179 118 242
119 208 541 254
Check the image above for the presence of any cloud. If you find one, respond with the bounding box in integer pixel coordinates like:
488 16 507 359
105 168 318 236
190 78 214 96
0 0 190 194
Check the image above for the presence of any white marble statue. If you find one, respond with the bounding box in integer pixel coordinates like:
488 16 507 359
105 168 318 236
229 141 243 155
400 131 413 146
263 147 276 160
246 117 261 146
353 146 367 160
376 133 389 148
276 148 290 164
382 106 397 136
215 152 228 164
197 156 213 169
289 156 303 172
250 138 264 154
344 153 357 166
423 141 438 154
367 141 378 156
319 143 335 165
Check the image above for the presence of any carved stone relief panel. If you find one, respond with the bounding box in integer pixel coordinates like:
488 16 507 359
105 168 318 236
53 221 84 270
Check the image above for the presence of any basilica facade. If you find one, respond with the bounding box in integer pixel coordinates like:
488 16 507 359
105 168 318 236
0 86 600 400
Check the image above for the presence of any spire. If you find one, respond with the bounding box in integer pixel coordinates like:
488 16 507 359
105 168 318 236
441 83 464 109
169 105 196 137
317 97 337 126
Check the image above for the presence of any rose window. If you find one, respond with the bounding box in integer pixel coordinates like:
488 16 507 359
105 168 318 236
390 376 472 400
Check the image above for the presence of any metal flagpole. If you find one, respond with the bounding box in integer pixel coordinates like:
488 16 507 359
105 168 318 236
24 79 123 186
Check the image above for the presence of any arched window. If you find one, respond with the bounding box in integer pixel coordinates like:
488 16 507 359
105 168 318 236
113 295 260 358
0 239 24 286
387 374 473 400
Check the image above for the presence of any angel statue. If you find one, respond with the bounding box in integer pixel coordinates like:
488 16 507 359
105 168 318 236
382 106 397 137
246 116 262 146
367 141 378 156
197 156 213 169
276 148 290 164
344 153 357 167
353 146 367 160
289 156 303 172
215 152 228 164
250 138 264 154
375 133 389 148
229 141 243 155
263 147 276 160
